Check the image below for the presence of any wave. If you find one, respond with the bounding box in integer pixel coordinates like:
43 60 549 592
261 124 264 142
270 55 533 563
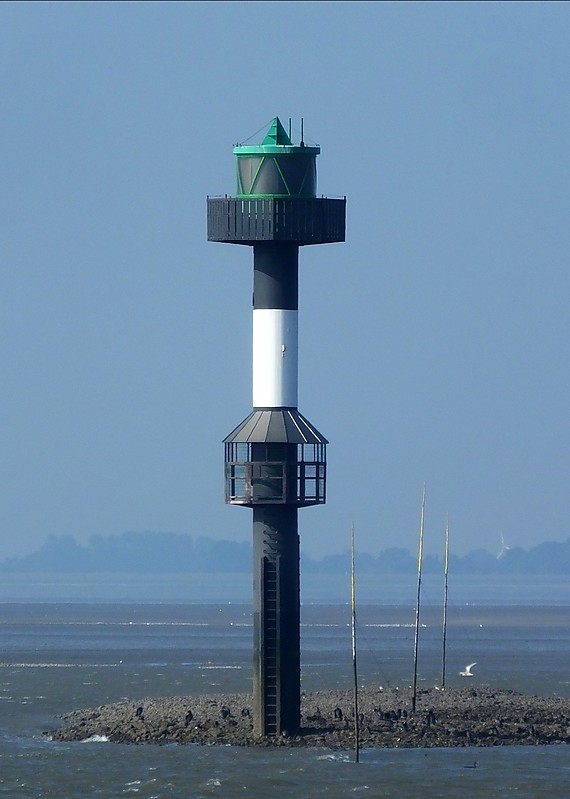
80 734 110 743
300 622 424 628
36 621 211 627
362 623 424 628
195 665 242 670
0 662 120 668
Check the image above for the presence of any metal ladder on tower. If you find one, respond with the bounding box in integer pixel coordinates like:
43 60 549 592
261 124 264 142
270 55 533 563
263 557 278 735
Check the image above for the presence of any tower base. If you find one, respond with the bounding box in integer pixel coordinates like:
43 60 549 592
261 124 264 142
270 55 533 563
252 505 300 737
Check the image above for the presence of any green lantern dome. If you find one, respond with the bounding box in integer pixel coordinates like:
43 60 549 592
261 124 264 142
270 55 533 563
234 117 320 199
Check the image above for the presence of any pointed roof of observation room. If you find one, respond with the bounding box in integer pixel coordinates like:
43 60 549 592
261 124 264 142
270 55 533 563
224 409 328 445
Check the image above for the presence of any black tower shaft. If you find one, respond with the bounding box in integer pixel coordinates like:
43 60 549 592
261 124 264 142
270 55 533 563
253 242 298 310
253 504 300 736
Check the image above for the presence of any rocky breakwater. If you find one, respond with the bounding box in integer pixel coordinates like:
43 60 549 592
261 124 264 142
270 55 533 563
48 686 570 749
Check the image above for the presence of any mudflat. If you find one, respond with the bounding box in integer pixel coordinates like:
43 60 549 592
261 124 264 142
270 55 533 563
48 686 570 748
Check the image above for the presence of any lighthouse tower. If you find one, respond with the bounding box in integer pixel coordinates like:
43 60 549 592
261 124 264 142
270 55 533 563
207 118 346 737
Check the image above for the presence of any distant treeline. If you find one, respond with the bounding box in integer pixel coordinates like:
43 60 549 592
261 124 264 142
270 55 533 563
1 531 570 575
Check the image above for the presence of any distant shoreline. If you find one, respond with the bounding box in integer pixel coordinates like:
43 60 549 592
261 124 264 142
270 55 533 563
4 572 570 605
5 532 570 581
48 686 570 749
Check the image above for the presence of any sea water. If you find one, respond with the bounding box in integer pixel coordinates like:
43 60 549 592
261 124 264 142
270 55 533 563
1 580 570 797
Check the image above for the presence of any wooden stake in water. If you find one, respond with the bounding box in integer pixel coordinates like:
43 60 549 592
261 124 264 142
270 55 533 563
441 517 450 689
351 522 360 763
412 486 426 713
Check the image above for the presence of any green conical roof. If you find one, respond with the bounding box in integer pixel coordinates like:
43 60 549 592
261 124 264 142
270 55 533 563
233 117 320 197
262 117 292 146
234 117 319 156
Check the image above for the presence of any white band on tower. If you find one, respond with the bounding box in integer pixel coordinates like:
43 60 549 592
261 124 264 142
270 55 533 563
253 309 298 407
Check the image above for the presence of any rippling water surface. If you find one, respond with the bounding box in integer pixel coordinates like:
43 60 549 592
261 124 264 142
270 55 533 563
1 588 569 797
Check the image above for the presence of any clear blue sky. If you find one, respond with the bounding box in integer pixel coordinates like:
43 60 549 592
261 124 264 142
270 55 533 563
1 1 569 560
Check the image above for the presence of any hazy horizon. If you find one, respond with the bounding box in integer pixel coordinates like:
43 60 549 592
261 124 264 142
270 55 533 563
2 527 568 568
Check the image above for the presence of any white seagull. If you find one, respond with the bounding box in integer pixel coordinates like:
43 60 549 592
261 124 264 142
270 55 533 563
460 662 477 677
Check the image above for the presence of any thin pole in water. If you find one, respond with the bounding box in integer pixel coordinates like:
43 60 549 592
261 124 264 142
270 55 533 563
441 516 450 689
412 485 426 714
351 522 360 762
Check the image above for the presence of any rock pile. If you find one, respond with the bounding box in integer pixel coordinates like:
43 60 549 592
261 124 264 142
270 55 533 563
48 686 570 749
